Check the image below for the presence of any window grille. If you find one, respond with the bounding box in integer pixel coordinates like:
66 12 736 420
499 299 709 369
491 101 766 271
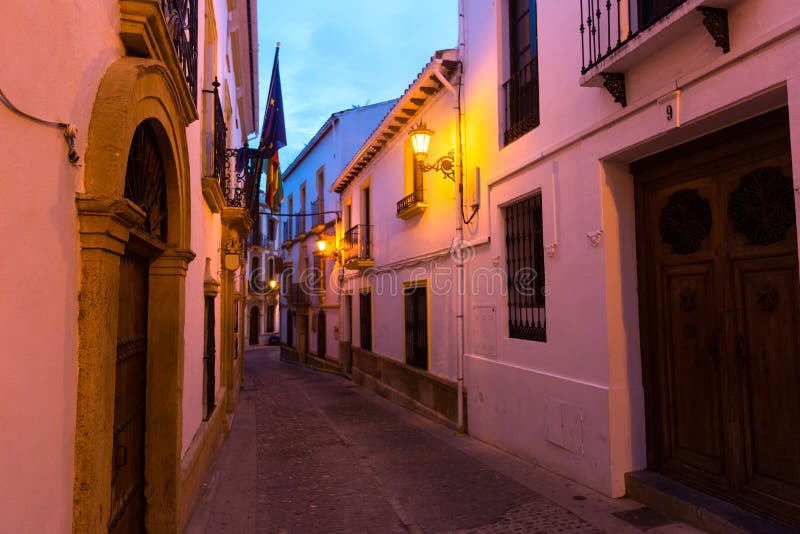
505 193 546 341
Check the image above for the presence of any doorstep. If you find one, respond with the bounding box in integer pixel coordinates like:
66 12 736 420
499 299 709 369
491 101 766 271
625 470 794 534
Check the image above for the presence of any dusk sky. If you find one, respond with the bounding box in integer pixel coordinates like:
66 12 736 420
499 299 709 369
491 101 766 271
255 1 459 170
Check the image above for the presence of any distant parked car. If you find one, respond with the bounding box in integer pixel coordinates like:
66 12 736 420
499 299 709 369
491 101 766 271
268 334 281 345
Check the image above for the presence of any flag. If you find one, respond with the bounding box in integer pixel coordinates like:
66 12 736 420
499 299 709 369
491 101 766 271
266 152 284 211
256 46 286 160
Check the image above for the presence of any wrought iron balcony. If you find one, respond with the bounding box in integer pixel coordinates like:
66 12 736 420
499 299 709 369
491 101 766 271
503 58 540 145
247 233 273 248
580 0 687 74
396 189 428 219
310 199 325 229
295 211 306 236
342 224 374 269
286 283 310 307
160 0 198 99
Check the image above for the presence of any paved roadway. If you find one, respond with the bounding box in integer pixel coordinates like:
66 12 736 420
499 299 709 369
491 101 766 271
186 347 703 534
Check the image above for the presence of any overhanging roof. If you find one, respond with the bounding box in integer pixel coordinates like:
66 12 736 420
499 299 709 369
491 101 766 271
331 49 460 194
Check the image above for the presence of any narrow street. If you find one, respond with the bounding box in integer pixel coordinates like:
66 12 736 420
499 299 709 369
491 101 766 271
185 348 701 533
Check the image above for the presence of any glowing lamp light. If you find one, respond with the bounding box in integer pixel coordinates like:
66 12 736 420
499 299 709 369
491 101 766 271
269 279 278 290
409 122 433 160
316 237 327 252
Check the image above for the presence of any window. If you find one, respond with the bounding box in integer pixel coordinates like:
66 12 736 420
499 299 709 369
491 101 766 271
503 0 539 145
313 255 325 292
267 218 277 241
404 284 428 370
505 193 546 341
266 305 275 333
202 295 216 419
359 289 372 351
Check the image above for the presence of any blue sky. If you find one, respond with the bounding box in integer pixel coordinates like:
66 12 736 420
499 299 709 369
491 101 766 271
255 1 459 170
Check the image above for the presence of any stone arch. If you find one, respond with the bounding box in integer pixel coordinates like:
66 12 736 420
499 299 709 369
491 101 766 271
83 56 192 249
74 56 196 533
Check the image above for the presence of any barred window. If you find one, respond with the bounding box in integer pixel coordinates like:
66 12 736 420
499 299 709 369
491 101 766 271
505 193 546 341
313 255 325 292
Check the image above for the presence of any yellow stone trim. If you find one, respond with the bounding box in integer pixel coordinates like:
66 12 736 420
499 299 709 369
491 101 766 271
202 177 226 213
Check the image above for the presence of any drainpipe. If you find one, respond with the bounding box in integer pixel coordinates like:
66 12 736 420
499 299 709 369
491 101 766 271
455 0 467 432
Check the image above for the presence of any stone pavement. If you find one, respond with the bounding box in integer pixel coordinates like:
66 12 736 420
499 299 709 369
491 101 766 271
186 347 704 534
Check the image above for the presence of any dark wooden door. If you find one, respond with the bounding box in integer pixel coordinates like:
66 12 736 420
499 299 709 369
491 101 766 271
317 310 326 359
109 251 149 533
359 291 372 351
635 108 800 526
249 306 260 345
404 285 428 370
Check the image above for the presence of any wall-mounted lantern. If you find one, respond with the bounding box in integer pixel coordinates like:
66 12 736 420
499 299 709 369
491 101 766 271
408 122 455 182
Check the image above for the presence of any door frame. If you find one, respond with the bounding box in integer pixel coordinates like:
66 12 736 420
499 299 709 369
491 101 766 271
74 58 195 533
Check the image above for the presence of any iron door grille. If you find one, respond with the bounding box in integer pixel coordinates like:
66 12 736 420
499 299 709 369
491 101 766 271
404 285 428 370
505 193 546 341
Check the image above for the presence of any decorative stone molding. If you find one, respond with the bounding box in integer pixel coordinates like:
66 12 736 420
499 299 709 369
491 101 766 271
204 258 221 296
76 194 146 254
202 177 226 213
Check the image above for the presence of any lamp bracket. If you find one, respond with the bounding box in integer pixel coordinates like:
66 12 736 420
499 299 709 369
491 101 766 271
422 150 456 182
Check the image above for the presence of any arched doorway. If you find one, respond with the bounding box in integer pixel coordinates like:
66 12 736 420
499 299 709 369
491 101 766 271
74 57 195 533
249 306 260 346
110 121 169 533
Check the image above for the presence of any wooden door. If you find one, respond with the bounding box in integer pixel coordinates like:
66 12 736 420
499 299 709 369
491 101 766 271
109 251 149 533
635 108 800 526
404 285 428 370
317 310 326 359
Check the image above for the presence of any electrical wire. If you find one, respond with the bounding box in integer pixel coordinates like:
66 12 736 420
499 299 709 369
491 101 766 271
0 86 79 165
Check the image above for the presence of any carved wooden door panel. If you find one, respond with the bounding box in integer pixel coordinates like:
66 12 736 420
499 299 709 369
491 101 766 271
635 108 800 526
109 251 148 533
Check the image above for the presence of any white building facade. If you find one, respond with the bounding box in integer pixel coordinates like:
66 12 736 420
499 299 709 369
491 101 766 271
279 100 395 372
336 0 800 528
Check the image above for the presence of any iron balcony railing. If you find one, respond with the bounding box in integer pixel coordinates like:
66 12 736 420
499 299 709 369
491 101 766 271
342 224 373 264
503 57 540 145
295 211 306 236
282 220 292 243
310 199 325 228
580 0 687 73
160 0 198 100
396 189 425 215
202 80 227 189
247 233 273 248
287 283 310 307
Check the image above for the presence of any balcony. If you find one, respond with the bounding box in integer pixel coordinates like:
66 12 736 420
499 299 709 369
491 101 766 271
286 283 310 307
342 224 374 270
295 211 306 238
579 0 735 106
503 58 540 145
247 233 273 249
396 189 428 220
119 0 198 120
310 199 325 231
282 220 293 245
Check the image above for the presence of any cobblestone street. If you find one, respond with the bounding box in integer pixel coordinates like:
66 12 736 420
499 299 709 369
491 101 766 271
186 348 702 533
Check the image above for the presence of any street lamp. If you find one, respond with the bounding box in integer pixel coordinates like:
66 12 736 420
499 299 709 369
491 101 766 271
408 122 455 181
269 279 278 290
316 237 327 253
